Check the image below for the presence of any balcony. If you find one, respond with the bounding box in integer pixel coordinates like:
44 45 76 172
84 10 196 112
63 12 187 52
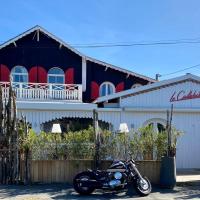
0 82 82 102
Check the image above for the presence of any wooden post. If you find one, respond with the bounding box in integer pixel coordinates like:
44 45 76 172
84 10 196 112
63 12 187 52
166 110 170 157
166 104 174 157
169 104 174 156
93 109 100 169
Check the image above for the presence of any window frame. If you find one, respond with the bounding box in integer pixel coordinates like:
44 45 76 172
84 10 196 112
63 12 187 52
99 82 115 97
11 65 28 83
47 67 65 85
143 118 167 133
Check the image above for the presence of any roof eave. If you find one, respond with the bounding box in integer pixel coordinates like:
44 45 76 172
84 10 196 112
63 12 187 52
94 73 200 104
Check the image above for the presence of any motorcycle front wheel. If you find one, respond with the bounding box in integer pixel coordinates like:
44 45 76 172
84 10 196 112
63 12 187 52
73 172 95 195
135 176 152 196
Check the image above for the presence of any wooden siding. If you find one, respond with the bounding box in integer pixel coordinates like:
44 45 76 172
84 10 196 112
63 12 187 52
20 160 161 184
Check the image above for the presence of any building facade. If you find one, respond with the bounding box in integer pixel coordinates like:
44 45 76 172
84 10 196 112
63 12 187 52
0 26 155 132
1 26 199 169
95 74 200 169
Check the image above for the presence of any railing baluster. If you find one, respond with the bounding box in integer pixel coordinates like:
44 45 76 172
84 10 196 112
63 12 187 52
0 82 82 102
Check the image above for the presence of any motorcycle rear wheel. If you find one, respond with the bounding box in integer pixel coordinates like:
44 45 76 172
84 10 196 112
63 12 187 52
135 176 152 196
73 172 95 195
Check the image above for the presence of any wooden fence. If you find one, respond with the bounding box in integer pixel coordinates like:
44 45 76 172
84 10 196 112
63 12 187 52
21 160 161 184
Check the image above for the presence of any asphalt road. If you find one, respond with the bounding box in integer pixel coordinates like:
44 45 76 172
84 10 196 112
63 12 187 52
0 184 200 200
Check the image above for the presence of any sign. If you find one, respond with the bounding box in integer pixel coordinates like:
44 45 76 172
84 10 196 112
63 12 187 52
170 90 200 102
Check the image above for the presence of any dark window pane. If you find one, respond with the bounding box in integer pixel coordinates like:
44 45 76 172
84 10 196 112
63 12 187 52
108 85 113 94
100 84 106 96
56 76 64 84
48 76 56 83
48 68 64 75
157 123 165 132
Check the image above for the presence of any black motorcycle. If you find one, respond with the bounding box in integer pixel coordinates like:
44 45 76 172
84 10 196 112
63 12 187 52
73 156 152 196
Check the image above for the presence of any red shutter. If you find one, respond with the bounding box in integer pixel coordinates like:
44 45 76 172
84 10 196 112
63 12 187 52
38 66 47 83
91 81 99 100
29 66 37 82
116 82 124 92
0 64 10 82
29 66 47 83
65 68 74 84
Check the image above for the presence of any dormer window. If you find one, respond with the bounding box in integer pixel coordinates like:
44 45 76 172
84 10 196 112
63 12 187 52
48 67 64 84
11 66 28 82
100 82 115 96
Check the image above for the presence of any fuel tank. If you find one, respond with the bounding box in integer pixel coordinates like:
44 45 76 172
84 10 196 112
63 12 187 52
107 160 126 172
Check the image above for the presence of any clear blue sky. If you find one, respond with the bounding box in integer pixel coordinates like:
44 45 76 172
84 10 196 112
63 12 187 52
1 0 200 80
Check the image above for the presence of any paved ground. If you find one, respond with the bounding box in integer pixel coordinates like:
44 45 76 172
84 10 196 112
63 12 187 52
0 170 199 200
177 169 200 185
0 183 200 200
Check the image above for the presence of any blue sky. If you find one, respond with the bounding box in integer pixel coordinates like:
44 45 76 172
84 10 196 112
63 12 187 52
1 0 200 79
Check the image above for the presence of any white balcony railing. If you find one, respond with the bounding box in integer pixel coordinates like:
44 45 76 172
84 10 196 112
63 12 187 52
0 82 82 102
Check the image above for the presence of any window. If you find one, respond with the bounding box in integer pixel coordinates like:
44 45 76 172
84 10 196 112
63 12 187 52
99 82 115 96
11 66 28 83
132 83 142 89
144 118 166 133
48 67 64 84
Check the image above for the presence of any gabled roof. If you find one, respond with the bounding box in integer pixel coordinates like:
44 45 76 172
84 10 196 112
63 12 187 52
94 73 200 103
0 25 156 82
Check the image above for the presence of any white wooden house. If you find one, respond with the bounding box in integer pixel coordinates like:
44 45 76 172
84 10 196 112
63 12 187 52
95 73 200 169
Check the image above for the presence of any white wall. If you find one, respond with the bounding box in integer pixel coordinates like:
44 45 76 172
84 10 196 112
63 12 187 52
119 110 200 169
121 81 200 109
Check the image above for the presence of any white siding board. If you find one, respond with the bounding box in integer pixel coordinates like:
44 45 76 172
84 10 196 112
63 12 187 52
121 81 200 109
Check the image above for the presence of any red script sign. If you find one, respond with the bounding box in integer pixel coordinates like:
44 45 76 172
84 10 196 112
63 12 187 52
170 90 200 102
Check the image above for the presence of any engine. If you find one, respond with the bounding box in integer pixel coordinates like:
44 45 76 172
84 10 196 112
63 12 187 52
108 172 123 188
105 160 127 188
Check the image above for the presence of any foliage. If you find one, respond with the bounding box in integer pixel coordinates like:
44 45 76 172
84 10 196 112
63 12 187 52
155 130 168 159
21 126 96 160
129 126 182 160
64 126 95 159
18 124 183 161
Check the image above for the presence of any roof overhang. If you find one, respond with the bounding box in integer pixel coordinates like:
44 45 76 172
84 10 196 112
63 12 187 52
17 101 97 111
94 73 200 104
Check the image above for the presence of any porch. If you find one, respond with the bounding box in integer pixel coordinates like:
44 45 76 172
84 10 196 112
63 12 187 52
0 82 82 102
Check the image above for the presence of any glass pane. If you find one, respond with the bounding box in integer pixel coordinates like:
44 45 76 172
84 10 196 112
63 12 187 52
56 76 64 84
107 84 113 95
100 84 106 96
20 75 28 82
48 68 64 75
13 66 27 73
48 76 56 83
157 123 165 132
13 75 19 82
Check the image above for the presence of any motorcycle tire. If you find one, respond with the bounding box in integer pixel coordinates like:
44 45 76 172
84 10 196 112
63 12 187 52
73 172 95 195
135 176 152 196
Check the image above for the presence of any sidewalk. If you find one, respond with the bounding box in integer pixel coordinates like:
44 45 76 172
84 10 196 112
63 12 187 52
177 169 200 186
0 184 200 200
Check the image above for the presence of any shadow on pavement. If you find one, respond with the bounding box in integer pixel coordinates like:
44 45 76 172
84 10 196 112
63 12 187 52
0 183 199 199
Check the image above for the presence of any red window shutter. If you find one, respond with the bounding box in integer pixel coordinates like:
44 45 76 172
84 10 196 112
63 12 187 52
116 82 124 92
0 64 10 82
29 66 37 82
91 81 99 100
65 68 74 84
38 66 47 83
29 66 47 83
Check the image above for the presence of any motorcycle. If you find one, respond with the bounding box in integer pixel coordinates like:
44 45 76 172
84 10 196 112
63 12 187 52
73 155 152 196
